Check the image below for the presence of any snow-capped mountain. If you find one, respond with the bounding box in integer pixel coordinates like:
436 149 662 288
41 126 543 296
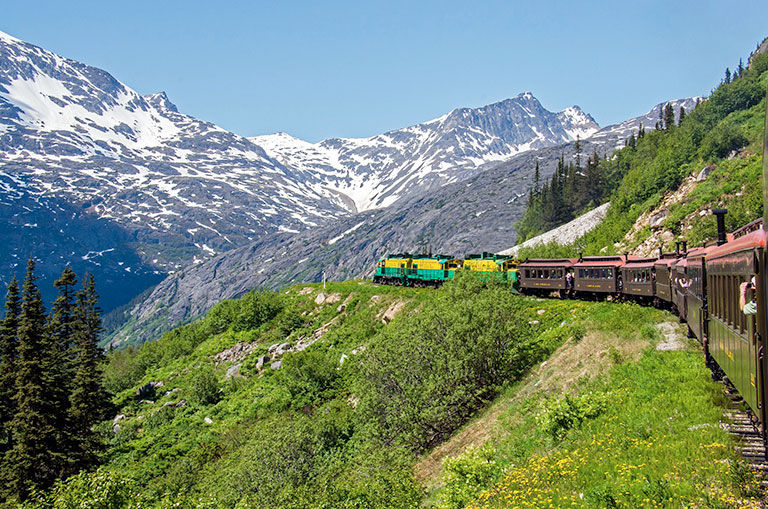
252 94 599 212
588 97 702 149
0 29 600 311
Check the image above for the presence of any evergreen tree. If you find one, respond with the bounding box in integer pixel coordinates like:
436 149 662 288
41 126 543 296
574 135 582 169
678 106 686 126
0 278 20 455
5 258 58 500
68 273 109 472
663 103 675 131
724 67 731 84
45 267 78 475
533 160 540 194
585 149 602 205
737 58 744 77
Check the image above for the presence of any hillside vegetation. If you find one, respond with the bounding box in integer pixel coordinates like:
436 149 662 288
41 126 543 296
516 50 768 258
16 275 760 508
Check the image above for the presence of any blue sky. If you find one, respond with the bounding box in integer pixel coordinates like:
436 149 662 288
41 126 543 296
4 1 768 142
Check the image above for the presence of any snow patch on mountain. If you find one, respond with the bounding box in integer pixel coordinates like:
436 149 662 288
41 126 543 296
251 94 600 213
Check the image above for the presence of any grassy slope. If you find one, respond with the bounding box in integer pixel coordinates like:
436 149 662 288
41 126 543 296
424 303 762 508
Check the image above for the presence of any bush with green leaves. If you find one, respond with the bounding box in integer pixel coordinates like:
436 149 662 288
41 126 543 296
21 470 140 509
187 365 221 406
437 444 499 509
537 391 607 440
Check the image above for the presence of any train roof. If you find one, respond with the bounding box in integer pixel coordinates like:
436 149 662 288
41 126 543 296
574 255 629 267
622 258 658 269
465 252 511 260
520 258 576 268
707 228 766 260
654 257 680 267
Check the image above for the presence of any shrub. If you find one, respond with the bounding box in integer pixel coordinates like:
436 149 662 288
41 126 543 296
699 121 748 160
438 444 499 509
21 470 140 509
232 290 284 332
188 365 221 406
538 392 607 440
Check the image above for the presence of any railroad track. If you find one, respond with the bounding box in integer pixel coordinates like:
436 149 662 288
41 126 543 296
723 386 768 492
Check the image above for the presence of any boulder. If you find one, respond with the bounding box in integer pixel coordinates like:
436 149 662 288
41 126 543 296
315 293 327 305
113 414 125 425
113 424 121 434
255 355 270 370
135 382 156 399
214 341 259 365
324 293 342 304
696 164 715 182
226 363 242 379
271 360 283 370
175 400 187 408
649 209 668 228
298 287 314 295
204 417 213 424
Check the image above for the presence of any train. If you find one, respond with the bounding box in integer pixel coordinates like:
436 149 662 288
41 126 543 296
373 212 767 448
373 252 518 287
373 82 768 450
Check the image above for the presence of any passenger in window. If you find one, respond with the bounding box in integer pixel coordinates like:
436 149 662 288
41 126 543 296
740 276 757 315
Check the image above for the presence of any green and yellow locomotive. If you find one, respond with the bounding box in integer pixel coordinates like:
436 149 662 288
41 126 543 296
373 252 519 287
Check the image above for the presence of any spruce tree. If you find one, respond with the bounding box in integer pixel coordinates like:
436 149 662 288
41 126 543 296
5 258 58 500
663 103 675 131
45 267 78 475
574 135 582 169
724 67 731 84
678 106 686 126
0 278 20 455
68 273 109 472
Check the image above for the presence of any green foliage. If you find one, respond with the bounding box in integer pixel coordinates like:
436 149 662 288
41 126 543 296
0 277 20 456
356 275 538 452
275 350 341 410
537 392 607 440
437 444 499 509
187 365 221 407
21 470 140 509
699 119 748 160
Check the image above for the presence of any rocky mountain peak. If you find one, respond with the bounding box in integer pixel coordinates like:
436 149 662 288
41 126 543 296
144 91 178 113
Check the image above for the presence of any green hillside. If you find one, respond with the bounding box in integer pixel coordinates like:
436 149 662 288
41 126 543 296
516 50 768 258
13 276 761 508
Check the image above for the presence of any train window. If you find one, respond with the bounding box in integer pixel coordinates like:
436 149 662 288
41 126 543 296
739 276 747 333
557 270 563 278
729 276 736 328
524 269 530 278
